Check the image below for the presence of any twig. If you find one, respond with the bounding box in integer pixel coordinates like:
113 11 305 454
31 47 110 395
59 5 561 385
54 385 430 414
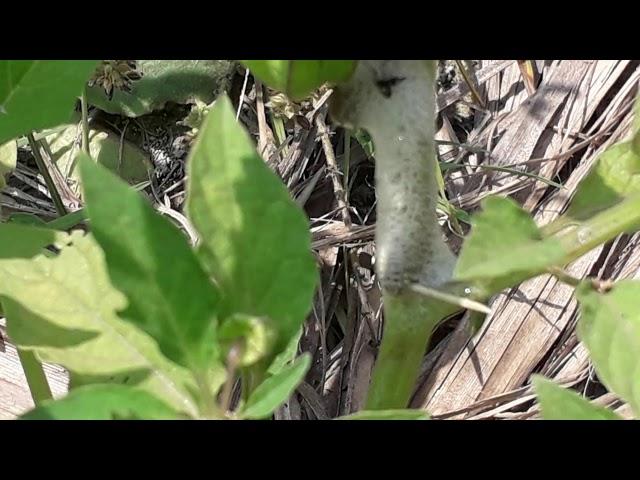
27 133 67 216
81 87 90 156
236 68 250 121
255 80 277 160
155 203 200 246
409 283 491 314
316 111 352 229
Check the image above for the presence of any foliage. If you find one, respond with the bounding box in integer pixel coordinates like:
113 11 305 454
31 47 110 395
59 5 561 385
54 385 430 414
0 61 99 144
2 59 640 420
0 60 319 419
532 376 621 420
0 140 16 189
86 60 236 117
242 60 356 100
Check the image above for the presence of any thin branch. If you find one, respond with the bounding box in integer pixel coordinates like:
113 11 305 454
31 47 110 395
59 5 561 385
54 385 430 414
316 110 352 229
27 133 67 216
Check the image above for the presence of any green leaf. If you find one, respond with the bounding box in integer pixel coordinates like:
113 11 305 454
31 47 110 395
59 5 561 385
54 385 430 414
338 409 430 420
267 327 302 376
86 60 236 117
185 96 317 355
79 154 220 372
46 209 87 231
0 223 65 258
0 232 200 416
21 385 181 420
240 353 311 419
0 60 98 144
532 376 622 420
45 124 152 194
565 142 640 225
6 213 48 228
0 140 16 189
454 196 566 293
7 210 88 232
242 60 356 100
576 281 640 417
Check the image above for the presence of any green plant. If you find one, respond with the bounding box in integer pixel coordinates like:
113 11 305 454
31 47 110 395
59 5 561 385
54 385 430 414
252 60 640 415
0 96 319 419
323 61 640 415
1 59 640 419
86 60 236 117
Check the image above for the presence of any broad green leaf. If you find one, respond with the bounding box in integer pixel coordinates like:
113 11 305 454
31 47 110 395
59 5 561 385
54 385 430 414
185 97 317 355
86 60 236 117
7 210 88 231
79 154 220 372
45 124 152 194
576 281 640 417
565 142 640 225
0 140 16 189
21 384 181 420
0 223 67 259
0 232 200 417
338 409 430 420
454 196 566 293
46 209 87 231
218 314 276 367
6 213 48 228
240 353 311 419
0 223 64 318
267 327 302 376
0 60 98 144
242 60 356 100
532 376 622 420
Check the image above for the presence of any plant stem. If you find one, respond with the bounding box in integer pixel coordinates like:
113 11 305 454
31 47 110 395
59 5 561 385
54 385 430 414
553 195 640 263
548 266 582 287
343 131 351 201
331 61 456 409
27 133 67 216
17 348 53 406
81 87 90 156
366 293 456 409
331 61 640 411
463 194 640 302
195 372 219 419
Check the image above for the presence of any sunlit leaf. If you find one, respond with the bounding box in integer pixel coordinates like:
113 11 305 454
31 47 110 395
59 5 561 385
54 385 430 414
576 281 640 417
533 376 621 420
240 354 310 419
21 384 182 420
0 232 200 417
338 409 429 420
242 60 356 100
185 97 317 356
0 60 98 144
455 196 566 293
80 154 220 372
